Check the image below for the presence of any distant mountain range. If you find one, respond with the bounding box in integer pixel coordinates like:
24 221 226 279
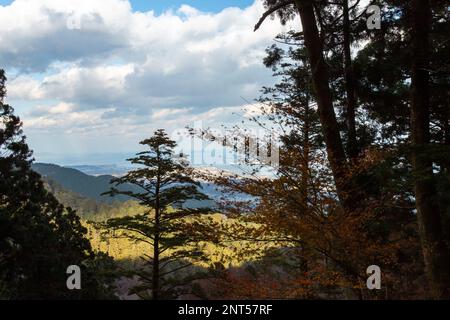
32 163 140 203
31 163 240 211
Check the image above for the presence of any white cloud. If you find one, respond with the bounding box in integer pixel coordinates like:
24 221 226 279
24 117 59 129
152 107 193 121
177 5 200 18
30 102 75 116
39 64 135 106
7 75 44 100
1 0 300 159
0 0 132 71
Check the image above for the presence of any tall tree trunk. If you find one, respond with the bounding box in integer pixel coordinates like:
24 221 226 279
293 0 352 209
152 154 162 300
343 0 358 159
442 91 450 174
410 0 450 299
152 207 160 300
300 93 310 208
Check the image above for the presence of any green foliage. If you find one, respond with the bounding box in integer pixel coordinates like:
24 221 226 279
43 176 144 221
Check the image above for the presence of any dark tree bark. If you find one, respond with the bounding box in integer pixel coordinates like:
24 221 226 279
152 205 160 300
152 150 162 300
410 0 450 299
292 0 352 209
442 91 450 174
343 0 358 159
300 94 310 208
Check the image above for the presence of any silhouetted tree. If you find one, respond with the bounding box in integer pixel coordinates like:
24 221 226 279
103 129 213 300
0 70 114 299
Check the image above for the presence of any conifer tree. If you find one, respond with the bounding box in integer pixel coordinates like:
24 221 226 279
103 129 212 300
0 69 114 299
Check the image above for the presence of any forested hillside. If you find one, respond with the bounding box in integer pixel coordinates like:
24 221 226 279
32 163 141 203
43 176 143 221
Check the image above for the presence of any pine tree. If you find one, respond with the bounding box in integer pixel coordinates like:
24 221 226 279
103 129 213 300
0 69 114 299
259 31 324 210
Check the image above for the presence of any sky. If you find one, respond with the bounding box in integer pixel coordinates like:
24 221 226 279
0 0 299 166
0 0 256 14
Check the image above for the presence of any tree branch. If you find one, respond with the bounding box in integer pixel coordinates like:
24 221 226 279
254 0 295 32
159 263 193 277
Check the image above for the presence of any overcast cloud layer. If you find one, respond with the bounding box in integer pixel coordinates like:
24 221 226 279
0 0 298 164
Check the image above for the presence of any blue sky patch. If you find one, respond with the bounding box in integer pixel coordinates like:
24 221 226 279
0 0 255 14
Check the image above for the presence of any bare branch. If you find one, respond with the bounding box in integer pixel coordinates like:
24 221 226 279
254 0 295 32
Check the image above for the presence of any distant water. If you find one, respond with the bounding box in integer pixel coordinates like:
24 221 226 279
66 164 134 177
34 152 135 168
